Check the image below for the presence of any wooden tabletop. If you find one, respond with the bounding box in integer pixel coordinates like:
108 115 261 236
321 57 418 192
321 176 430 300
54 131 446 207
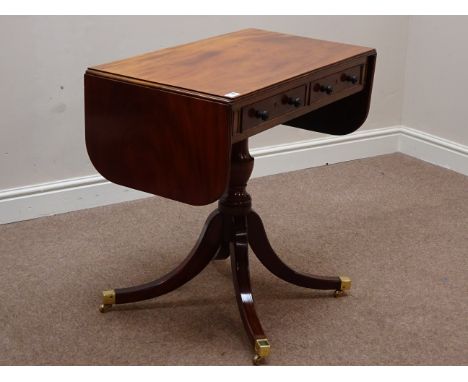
90 28 373 100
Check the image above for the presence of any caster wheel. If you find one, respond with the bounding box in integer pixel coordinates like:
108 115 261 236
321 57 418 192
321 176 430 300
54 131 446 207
253 354 263 365
99 304 112 313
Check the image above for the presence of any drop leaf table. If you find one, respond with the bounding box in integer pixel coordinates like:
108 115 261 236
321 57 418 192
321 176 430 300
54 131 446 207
84 28 376 365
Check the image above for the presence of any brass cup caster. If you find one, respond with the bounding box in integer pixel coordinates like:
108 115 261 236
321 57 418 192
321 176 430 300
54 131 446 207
99 289 115 313
334 276 351 298
252 338 270 365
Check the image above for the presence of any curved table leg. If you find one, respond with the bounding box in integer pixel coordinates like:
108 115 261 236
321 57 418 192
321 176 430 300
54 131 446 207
213 240 230 260
99 209 223 312
247 210 351 294
213 215 231 260
230 216 270 365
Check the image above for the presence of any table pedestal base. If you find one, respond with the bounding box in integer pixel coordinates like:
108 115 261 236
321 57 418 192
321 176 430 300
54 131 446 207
99 139 351 365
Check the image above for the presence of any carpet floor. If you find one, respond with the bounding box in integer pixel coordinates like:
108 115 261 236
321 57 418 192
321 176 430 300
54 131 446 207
1 153 467 365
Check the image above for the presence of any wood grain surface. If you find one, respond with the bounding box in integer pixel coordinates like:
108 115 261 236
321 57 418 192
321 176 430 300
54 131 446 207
85 73 232 206
85 28 376 204
90 28 373 99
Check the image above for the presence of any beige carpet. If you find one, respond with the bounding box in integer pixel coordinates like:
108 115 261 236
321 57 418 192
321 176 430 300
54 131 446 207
1 153 467 365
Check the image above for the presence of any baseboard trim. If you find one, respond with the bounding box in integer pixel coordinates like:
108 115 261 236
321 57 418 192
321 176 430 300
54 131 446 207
252 126 400 177
1 125 466 224
399 127 468 176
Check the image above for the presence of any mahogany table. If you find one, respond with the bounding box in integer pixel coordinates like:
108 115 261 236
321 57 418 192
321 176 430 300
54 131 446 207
84 28 376 364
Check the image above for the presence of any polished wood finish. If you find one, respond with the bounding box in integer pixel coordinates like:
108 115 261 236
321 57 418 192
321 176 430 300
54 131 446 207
309 64 363 106
241 85 307 132
114 210 222 304
230 215 267 347
285 55 376 135
91 28 373 99
86 29 377 362
85 73 231 205
248 210 341 290
85 29 375 205
233 54 374 140
218 140 254 214
106 140 344 362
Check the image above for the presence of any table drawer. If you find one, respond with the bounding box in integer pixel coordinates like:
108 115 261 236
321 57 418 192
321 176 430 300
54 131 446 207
310 64 364 104
241 85 306 132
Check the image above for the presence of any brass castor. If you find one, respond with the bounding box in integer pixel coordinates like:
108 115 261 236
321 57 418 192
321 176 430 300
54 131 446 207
99 289 116 313
99 304 112 313
252 338 270 365
334 276 351 297
253 354 263 365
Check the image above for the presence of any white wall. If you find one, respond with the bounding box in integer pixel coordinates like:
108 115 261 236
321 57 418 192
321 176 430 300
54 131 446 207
402 16 468 145
0 16 409 190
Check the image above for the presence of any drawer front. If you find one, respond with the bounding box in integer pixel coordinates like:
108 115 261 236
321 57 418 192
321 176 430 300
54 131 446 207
241 85 306 132
310 64 363 104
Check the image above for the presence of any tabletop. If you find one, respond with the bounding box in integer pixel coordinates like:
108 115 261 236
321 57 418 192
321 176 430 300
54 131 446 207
89 28 373 101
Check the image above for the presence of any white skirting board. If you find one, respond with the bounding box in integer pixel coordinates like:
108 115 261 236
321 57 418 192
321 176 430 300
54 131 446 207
0 125 467 224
